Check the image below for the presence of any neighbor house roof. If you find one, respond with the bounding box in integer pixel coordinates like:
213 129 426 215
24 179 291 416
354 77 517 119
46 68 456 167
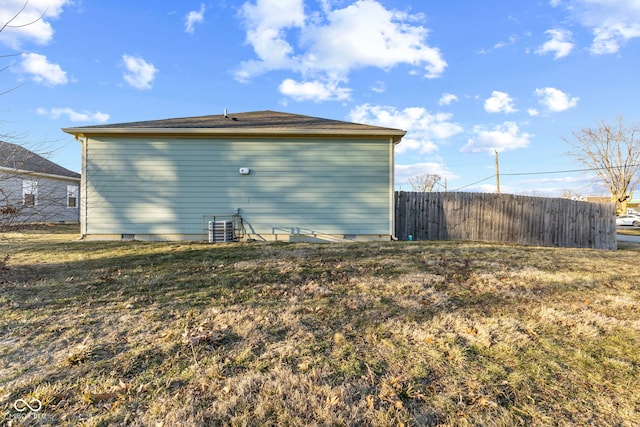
62 110 406 143
0 141 80 180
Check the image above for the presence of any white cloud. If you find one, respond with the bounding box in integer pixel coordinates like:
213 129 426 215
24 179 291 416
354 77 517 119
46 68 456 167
20 52 67 85
462 122 533 154
185 4 206 34
237 0 446 100
477 35 518 54
515 175 599 198
279 78 351 101
484 91 517 114
551 0 640 54
236 0 305 81
528 108 540 116
536 29 574 58
371 80 385 93
591 20 640 54
464 182 500 193
534 87 579 112
438 93 458 106
300 1 446 78
349 104 463 154
493 35 518 50
36 107 110 123
0 0 71 48
122 54 158 90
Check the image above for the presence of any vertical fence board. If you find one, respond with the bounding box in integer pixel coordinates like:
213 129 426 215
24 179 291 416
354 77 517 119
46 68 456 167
395 192 616 250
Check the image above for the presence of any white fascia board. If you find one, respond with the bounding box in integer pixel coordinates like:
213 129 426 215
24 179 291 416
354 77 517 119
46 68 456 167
62 127 406 143
0 166 80 182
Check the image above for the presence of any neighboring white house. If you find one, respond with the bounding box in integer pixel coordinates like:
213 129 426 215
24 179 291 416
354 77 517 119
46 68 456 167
0 141 80 226
63 110 405 242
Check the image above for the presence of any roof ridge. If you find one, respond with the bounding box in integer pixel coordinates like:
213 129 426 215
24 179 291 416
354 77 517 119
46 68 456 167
62 110 405 135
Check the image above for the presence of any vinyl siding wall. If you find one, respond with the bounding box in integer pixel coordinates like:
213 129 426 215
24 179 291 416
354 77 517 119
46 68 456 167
83 137 393 240
1 172 80 223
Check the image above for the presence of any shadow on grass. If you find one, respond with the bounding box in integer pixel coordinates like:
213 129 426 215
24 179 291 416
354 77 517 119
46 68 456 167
1 238 639 426
4 239 623 319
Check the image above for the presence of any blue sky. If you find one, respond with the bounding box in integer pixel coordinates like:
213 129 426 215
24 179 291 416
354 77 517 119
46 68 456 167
2 0 640 196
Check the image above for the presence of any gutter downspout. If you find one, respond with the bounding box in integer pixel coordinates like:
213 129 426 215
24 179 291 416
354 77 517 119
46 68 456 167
389 137 395 240
74 134 88 238
390 133 405 241
82 136 88 238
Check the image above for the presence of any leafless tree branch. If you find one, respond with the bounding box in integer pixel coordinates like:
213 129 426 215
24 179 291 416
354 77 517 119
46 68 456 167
564 116 640 213
407 173 442 192
0 0 46 33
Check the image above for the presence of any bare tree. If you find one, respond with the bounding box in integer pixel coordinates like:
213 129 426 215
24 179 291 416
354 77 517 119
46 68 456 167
560 189 584 201
564 116 640 214
407 173 442 192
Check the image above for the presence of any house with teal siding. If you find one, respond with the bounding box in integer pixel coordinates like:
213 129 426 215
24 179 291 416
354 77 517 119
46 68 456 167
62 110 405 242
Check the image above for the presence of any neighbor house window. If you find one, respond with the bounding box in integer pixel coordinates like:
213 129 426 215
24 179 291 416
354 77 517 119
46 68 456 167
67 185 78 208
23 180 37 206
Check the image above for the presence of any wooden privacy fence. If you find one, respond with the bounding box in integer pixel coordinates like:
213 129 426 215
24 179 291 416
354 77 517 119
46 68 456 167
395 192 617 250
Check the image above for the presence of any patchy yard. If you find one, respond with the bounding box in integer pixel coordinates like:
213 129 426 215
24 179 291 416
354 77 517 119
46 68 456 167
1 227 639 426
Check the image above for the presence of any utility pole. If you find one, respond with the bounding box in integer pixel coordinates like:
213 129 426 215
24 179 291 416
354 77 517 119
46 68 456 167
495 149 501 193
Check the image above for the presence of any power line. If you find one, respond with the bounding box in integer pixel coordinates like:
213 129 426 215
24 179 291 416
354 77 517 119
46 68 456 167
453 175 496 191
517 162 640 176
501 164 640 176
451 163 640 192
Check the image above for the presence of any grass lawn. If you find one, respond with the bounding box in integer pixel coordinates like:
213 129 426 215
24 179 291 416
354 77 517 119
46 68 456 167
1 225 639 426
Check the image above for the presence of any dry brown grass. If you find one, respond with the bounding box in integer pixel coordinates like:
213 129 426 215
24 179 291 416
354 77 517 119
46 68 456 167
1 226 639 426
617 226 640 236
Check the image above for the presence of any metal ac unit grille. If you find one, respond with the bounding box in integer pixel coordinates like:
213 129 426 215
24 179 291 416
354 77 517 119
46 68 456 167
208 220 233 243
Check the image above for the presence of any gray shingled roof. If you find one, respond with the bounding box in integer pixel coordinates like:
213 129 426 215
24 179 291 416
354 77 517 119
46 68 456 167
63 110 406 141
0 141 80 179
